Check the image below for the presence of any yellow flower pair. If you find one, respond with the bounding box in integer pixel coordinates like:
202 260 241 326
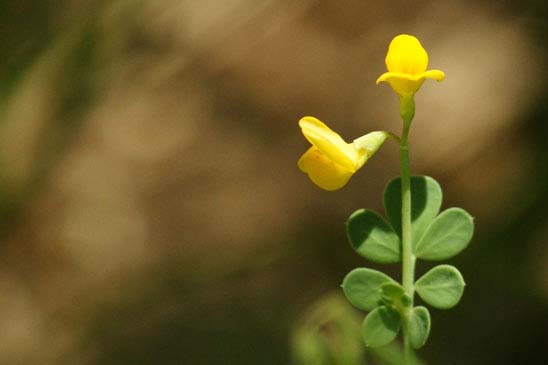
298 34 444 190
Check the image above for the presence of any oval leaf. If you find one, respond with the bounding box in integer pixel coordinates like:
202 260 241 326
362 306 401 347
384 176 442 245
381 283 412 309
342 268 397 311
415 265 465 309
415 208 474 260
408 306 431 349
380 283 405 303
347 209 401 263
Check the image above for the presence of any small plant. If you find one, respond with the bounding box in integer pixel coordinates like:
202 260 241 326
297 34 474 364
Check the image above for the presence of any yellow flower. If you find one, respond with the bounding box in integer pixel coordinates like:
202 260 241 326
297 116 389 191
376 34 445 96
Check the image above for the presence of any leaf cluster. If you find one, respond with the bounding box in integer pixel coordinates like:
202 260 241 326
342 176 473 348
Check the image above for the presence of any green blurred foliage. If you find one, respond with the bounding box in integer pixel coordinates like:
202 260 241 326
292 292 366 365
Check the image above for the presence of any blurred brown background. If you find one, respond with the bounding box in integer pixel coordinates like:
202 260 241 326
0 0 547 364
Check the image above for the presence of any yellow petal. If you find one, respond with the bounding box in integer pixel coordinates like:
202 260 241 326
376 72 425 95
298 146 354 191
376 70 445 96
299 116 358 170
385 34 428 74
422 69 445 82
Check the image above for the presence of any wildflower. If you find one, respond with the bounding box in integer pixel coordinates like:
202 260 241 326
298 116 389 191
376 34 445 96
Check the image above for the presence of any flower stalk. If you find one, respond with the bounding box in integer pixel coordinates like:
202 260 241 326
399 95 416 365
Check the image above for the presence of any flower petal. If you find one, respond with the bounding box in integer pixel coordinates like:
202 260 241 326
423 69 445 82
299 116 358 170
298 146 354 191
385 34 428 74
376 72 425 96
376 70 444 96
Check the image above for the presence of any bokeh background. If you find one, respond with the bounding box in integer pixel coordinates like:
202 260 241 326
0 0 547 364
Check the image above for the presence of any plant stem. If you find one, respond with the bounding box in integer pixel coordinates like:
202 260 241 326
399 95 416 365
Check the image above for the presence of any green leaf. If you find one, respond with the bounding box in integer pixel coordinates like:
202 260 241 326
381 283 412 310
415 265 465 309
362 306 401 347
342 268 397 311
347 209 401 263
384 176 442 245
415 208 474 260
380 283 405 304
408 306 431 349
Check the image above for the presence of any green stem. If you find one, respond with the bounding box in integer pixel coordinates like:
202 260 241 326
399 95 416 365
